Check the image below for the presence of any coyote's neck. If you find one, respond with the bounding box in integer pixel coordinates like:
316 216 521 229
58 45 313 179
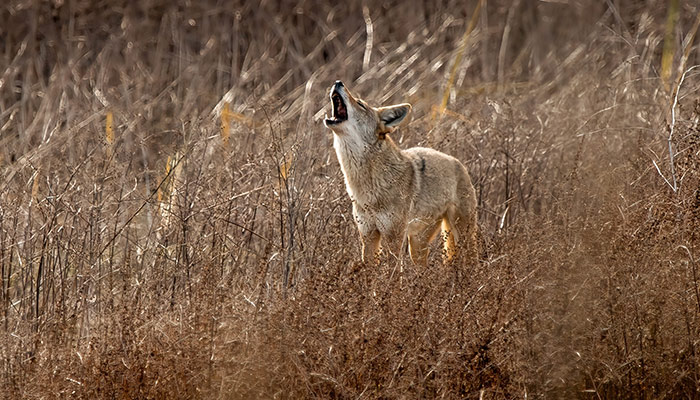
333 133 411 207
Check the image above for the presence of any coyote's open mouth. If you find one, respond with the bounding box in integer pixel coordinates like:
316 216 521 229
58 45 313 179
325 90 348 125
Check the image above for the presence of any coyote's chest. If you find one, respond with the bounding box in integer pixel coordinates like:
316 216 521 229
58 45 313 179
333 134 412 214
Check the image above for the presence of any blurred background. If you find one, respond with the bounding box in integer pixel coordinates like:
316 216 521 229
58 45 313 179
1 0 700 398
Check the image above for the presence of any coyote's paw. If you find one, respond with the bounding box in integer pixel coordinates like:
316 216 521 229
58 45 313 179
348 260 365 274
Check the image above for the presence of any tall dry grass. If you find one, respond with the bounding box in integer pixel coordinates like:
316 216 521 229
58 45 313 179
1 0 700 398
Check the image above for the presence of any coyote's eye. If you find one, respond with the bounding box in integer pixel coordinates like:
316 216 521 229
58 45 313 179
357 100 367 110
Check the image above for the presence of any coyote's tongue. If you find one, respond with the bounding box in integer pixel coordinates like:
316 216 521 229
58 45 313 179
332 93 347 120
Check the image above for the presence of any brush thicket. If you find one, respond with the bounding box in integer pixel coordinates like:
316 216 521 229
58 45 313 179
1 0 699 398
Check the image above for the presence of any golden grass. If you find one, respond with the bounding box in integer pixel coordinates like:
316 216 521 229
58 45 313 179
435 0 484 121
661 0 680 91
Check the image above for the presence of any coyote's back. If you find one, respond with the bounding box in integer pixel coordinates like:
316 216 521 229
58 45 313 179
324 81 477 265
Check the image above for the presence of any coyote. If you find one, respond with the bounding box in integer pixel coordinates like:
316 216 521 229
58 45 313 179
324 81 478 265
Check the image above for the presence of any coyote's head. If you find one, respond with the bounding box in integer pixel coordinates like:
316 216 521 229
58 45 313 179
324 81 412 142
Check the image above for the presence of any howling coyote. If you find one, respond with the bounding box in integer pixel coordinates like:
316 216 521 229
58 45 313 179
324 81 478 265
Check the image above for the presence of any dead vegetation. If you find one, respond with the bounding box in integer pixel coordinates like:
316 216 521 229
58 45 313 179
1 0 700 398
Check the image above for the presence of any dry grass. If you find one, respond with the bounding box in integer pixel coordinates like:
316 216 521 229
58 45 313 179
1 0 700 398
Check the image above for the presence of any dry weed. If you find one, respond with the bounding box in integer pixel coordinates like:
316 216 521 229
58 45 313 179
1 0 700 398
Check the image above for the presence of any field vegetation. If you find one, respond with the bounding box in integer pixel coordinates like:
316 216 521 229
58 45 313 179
1 0 700 398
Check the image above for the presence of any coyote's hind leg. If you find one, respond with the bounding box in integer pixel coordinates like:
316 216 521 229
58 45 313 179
407 219 442 266
441 217 458 263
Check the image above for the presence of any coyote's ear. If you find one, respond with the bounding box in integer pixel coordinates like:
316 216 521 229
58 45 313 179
377 103 412 130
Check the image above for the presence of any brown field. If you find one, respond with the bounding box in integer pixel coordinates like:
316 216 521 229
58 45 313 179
1 0 700 398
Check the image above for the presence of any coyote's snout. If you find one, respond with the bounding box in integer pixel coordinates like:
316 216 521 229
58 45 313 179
324 81 478 265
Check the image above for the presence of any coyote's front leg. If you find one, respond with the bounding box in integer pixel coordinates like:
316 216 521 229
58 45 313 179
354 205 381 263
360 229 381 263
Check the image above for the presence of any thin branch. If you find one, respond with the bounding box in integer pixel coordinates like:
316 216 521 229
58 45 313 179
660 65 700 193
362 6 373 73
679 245 700 313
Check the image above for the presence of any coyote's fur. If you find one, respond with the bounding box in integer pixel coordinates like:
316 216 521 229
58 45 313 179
324 81 478 265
